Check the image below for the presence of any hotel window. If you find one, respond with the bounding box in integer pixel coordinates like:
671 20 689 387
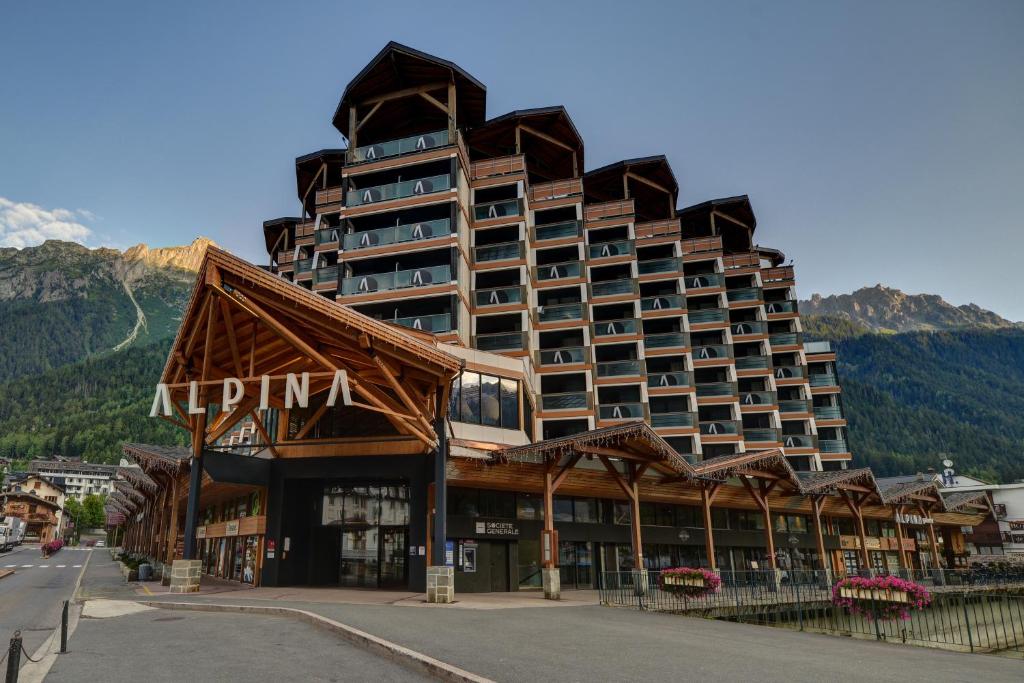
573 498 599 523
448 372 520 429
516 493 544 520
553 497 574 522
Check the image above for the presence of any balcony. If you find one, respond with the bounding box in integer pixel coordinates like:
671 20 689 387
474 241 524 263
744 428 781 443
535 302 585 324
734 355 770 370
782 434 817 449
471 155 525 179
688 308 727 324
312 265 339 288
347 174 451 207
390 313 452 334
699 420 741 436
595 360 643 378
349 129 449 164
740 391 775 406
731 320 767 336
587 240 634 260
647 371 693 388
585 199 634 222
813 405 844 420
638 257 682 276
779 399 811 414
598 403 646 420
534 260 582 281
762 266 795 285
695 382 737 397
536 347 587 366
651 412 695 428
532 220 583 242
528 178 582 203
592 318 638 337
681 236 722 254
294 258 314 275
473 331 528 352
541 392 592 411
589 279 638 298
641 293 685 312
635 218 681 239
773 366 805 380
340 264 451 295
765 300 798 314
819 438 849 453
726 286 763 303
644 332 689 349
769 332 802 347
693 344 733 361
723 253 760 270
804 340 833 354
315 227 341 247
473 198 523 222
343 218 451 251
475 285 525 308
685 272 724 289
809 372 838 387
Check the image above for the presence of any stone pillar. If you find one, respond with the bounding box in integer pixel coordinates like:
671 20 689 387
542 567 561 600
426 565 454 604
168 559 202 593
632 568 650 596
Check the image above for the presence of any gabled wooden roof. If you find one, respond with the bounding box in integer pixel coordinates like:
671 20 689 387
584 155 679 221
941 490 993 514
797 468 879 496
693 448 801 490
118 466 159 495
1 490 62 512
468 106 584 182
878 478 945 506
123 443 191 474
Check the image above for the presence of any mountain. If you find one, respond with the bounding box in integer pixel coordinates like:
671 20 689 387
0 238 210 381
799 285 1020 333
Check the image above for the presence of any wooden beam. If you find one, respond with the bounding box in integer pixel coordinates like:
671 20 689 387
248 410 281 459
701 483 720 571
598 455 634 500
418 90 448 114
811 496 829 575
518 123 574 152
625 170 670 195
355 101 382 132
551 453 583 492
292 401 331 441
371 354 436 440
360 81 448 106
219 297 245 378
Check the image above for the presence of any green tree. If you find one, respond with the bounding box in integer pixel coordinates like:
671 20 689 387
82 494 107 529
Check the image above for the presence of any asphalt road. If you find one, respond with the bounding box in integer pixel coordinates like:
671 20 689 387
46 609 429 682
0 545 90 661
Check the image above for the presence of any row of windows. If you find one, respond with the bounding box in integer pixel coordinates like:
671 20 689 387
448 372 520 429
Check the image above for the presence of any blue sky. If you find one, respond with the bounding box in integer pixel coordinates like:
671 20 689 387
2 1 1022 318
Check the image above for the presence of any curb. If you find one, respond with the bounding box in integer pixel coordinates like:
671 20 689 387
0 568 13 581
138 601 495 683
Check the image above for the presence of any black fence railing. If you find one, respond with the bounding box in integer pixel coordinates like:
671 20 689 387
599 569 1024 654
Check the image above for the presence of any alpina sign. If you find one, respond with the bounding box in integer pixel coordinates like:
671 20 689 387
149 370 352 417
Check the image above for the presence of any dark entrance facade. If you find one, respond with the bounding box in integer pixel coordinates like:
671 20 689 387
319 484 410 588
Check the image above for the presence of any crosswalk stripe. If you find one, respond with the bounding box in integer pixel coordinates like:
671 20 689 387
57 565 66 568
21 564 33 568
73 565 82 568
39 565 50 568
3 564 15 568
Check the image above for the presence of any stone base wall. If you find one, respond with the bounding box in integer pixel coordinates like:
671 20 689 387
542 567 561 600
168 559 202 594
426 566 454 604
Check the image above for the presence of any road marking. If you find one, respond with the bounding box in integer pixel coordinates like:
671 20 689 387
39 565 50 568
73 565 82 568
4 564 15 568
22 564 34 568
57 565 66 568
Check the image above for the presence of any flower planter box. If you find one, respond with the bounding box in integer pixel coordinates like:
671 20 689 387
663 575 706 588
838 587 909 603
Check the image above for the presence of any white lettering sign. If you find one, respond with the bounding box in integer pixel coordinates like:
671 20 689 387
150 372 353 417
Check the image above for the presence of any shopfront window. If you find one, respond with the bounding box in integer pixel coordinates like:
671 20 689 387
516 493 544 520
553 497 574 522
573 498 598 523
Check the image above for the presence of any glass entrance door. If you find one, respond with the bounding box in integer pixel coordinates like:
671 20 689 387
323 484 409 588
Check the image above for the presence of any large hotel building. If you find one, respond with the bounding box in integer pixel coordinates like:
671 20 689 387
111 43 989 597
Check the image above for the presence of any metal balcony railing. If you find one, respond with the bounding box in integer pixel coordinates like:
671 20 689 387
595 360 643 377
474 285 524 308
390 313 452 334
592 319 639 337
347 174 451 206
473 198 523 221
344 218 451 251
340 264 451 295
588 240 635 260
532 219 583 242
536 347 587 366
348 129 449 163
647 371 693 388
641 293 685 312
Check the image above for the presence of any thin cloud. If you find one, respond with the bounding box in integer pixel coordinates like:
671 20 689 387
0 197 94 248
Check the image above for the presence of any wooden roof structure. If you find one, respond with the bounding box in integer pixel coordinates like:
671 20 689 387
123 443 191 475
584 156 678 221
941 490 994 515
678 195 758 255
797 468 880 497
691 448 801 491
117 466 158 496
468 106 584 182
878 478 945 508
1 490 62 512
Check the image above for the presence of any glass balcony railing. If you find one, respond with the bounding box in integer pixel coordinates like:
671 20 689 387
587 240 634 260
347 174 451 206
349 129 449 163
641 294 684 312
699 420 741 435
595 360 642 377
390 313 452 334
809 373 838 387
650 412 695 428
726 286 762 302
340 264 451 295
740 391 775 406
782 434 817 449
475 286 524 308
343 218 451 251
474 241 523 262
695 382 737 397
473 198 523 221
694 344 732 361
688 308 727 323
473 331 527 352
819 438 849 453
592 319 638 337
637 257 682 275
685 272 724 289
731 320 767 336
312 266 339 287
541 392 591 411
773 366 805 380
535 261 582 281
536 302 584 323
765 300 798 314
813 405 844 420
537 347 587 366
778 399 811 414
769 332 801 347
804 340 833 354
647 371 693 388
533 220 582 242
644 332 689 349
598 403 645 420
589 279 638 298
734 355 770 370
744 428 781 443
315 228 342 245
294 258 313 274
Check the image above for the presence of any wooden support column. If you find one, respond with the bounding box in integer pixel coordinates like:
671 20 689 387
701 484 722 571
811 495 829 574
892 505 910 570
542 467 555 568
920 504 943 570
841 492 872 569
599 456 644 570
166 474 181 564
742 478 778 569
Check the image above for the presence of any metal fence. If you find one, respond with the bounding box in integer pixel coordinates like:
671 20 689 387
599 569 1024 655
